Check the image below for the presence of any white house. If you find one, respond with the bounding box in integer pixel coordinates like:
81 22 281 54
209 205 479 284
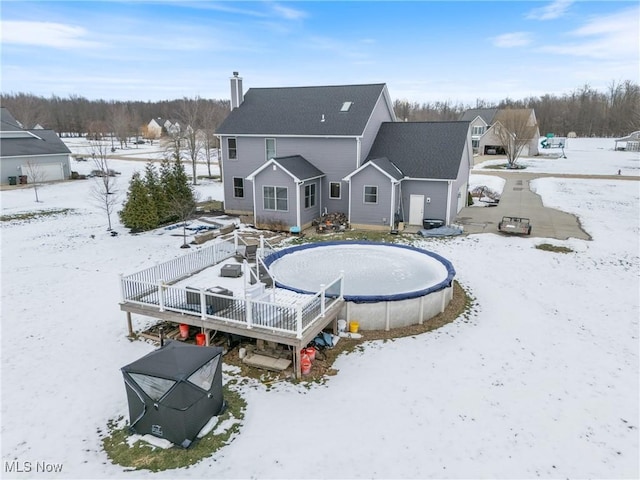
0 108 72 185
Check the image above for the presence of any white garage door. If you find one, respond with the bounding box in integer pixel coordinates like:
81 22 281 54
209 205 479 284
22 163 64 182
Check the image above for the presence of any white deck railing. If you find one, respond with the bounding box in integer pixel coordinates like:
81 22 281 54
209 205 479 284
120 235 344 338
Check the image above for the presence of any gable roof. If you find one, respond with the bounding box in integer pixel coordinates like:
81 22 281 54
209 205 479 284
216 83 389 136
343 156 403 182
0 129 72 157
459 108 499 125
247 155 325 182
1 107 24 131
366 121 470 180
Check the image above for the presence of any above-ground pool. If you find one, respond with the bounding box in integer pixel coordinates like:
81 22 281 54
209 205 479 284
264 241 456 331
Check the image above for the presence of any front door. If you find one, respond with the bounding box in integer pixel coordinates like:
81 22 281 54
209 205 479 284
409 194 424 225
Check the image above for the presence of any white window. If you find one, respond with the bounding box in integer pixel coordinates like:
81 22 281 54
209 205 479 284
129 373 176 401
364 185 378 204
228 138 237 159
340 101 353 112
263 186 288 211
304 184 316 208
330 182 341 199
472 126 484 135
233 177 244 198
187 356 219 391
265 138 276 161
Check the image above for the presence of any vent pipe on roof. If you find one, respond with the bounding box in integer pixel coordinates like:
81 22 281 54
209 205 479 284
230 72 244 110
321 114 325 122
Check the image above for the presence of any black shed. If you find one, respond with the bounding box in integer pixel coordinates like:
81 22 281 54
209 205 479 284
121 341 224 448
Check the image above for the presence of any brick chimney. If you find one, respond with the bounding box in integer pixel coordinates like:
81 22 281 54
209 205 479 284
230 71 243 110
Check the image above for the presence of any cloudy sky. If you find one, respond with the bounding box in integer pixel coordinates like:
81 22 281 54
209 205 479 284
1 0 638 104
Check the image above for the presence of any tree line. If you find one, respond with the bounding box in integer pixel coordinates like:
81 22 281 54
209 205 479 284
394 80 639 137
1 79 638 138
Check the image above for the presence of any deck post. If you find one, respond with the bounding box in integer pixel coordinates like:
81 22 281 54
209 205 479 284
419 296 425 325
126 311 133 337
119 273 125 302
246 294 253 329
200 288 207 320
259 235 264 258
320 284 326 317
294 346 301 379
296 305 303 338
339 270 345 299
158 279 165 312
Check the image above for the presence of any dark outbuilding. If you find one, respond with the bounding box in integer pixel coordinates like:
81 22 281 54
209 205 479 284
121 341 225 448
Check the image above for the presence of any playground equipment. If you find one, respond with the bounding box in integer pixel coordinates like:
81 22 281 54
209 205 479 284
541 134 567 149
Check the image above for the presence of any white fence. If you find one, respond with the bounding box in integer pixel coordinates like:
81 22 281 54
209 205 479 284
120 235 344 338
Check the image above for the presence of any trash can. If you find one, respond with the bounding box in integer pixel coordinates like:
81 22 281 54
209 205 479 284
18 175 28 184
8 176 17 185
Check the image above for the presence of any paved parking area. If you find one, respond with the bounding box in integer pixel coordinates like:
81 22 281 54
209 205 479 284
454 171 628 240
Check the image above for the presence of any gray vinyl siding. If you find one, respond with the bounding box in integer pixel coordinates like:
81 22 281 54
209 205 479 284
400 180 449 223
220 135 260 213
448 139 472 219
299 178 322 227
349 166 394 227
359 94 396 165
221 134 357 215
252 166 296 228
0 153 71 184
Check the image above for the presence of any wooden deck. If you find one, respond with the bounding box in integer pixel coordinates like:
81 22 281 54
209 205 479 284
120 234 345 378
120 296 344 378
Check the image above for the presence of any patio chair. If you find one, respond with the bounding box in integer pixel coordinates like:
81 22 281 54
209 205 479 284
235 244 258 263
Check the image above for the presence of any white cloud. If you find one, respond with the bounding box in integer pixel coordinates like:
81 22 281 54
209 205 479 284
492 32 533 48
526 0 574 20
0 20 102 49
538 7 640 59
270 2 307 21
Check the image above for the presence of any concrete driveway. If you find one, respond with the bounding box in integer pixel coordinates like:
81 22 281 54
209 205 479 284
454 171 632 241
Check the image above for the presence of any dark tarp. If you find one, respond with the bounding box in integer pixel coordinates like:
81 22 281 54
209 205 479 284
121 341 224 448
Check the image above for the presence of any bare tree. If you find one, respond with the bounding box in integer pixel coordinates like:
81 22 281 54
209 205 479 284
23 161 46 202
201 101 224 178
89 141 119 230
107 103 132 150
493 109 539 168
168 189 199 248
177 97 203 185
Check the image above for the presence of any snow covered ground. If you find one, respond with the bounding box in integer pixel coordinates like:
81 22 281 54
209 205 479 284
1 138 638 479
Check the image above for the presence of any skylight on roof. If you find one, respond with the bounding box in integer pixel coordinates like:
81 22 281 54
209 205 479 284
340 101 353 112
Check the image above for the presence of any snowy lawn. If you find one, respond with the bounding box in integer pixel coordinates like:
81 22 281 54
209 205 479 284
1 138 638 479
476 137 640 177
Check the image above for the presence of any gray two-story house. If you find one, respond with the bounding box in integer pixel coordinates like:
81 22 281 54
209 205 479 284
216 73 472 231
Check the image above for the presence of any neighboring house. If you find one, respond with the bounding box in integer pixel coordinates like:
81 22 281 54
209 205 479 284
459 107 540 157
147 118 181 138
216 74 472 231
0 107 72 185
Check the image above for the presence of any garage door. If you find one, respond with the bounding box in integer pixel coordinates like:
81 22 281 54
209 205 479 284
21 163 64 182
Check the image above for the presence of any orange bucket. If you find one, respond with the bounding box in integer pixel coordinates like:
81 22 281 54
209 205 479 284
179 323 190 338
305 346 316 361
195 333 206 346
301 354 312 375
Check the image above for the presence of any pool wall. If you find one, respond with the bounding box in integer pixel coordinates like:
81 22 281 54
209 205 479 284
341 283 453 330
264 241 456 331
